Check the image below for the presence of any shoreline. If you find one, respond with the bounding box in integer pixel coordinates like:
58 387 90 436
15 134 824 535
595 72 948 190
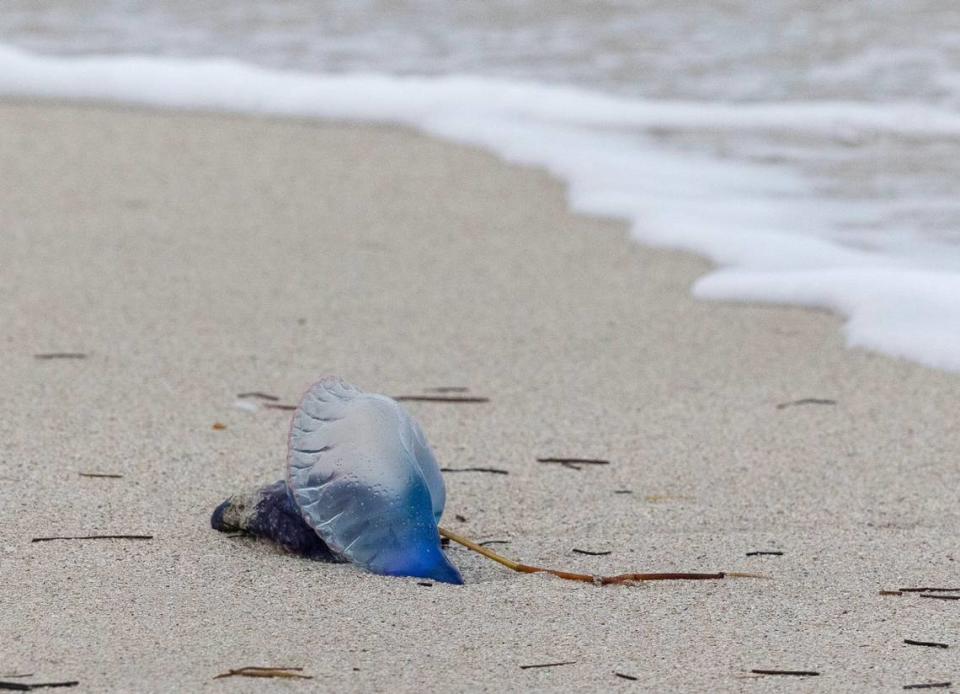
1 102 957 692
3 42 960 373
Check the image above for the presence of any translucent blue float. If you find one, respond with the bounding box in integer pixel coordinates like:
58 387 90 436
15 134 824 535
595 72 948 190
212 377 462 584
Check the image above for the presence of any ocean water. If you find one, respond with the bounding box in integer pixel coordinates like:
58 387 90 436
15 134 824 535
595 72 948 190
2 1 960 371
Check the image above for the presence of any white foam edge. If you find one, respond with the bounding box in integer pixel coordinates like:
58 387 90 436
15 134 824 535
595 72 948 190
2 43 958 372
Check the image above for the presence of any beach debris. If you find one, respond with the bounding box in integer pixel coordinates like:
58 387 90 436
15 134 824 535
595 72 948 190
613 489 633 494
0 681 78 691
455 514 467 522
751 669 820 677
31 535 152 543
213 666 311 681
900 587 960 593
477 539 510 547
212 377 768 586
417 581 433 587
519 661 576 670
776 398 836 410
572 548 612 556
264 403 297 411
440 466 509 475
211 422 227 430
614 672 638 681
393 395 490 403
236 391 280 401
33 353 86 360
903 683 952 690
746 550 784 557
78 472 123 479
881 589 959 600
537 457 609 471
904 639 950 649
234 392 280 412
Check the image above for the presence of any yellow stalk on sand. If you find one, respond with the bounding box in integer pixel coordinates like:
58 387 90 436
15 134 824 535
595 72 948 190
439 527 767 584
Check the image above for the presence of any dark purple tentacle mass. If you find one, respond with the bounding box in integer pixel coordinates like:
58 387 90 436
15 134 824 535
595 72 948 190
211 480 342 562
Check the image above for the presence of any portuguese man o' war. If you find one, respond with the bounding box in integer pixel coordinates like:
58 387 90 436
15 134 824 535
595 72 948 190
213 377 763 587
211 377 463 584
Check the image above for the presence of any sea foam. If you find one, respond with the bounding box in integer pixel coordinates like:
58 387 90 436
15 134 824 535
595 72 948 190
2 43 958 372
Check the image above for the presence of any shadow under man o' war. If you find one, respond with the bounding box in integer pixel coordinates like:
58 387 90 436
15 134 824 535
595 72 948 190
211 377 464 585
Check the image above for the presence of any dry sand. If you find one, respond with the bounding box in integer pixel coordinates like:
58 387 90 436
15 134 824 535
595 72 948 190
1 103 958 692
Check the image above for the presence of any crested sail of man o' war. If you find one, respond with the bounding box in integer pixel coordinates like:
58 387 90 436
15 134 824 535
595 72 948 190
2 18 958 372
212 378 463 584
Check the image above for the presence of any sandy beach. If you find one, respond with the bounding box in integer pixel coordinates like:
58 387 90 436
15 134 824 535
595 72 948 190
1 102 958 691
